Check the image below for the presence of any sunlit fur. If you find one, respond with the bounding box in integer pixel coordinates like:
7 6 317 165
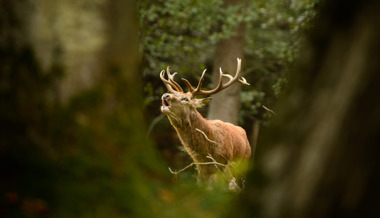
161 92 251 182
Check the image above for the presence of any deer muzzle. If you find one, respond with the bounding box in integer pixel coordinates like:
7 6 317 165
161 93 171 113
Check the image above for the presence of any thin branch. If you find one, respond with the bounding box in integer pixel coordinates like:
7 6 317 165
206 154 221 164
262 105 276 116
196 128 218 145
168 156 227 175
147 113 166 136
212 153 246 179
206 154 226 173
169 163 196 175
207 154 241 191
169 155 242 191
207 154 234 178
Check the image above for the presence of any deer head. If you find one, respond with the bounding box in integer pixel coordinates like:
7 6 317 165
160 58 249 126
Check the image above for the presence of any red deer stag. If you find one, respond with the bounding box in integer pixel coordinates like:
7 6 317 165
160 58 251 187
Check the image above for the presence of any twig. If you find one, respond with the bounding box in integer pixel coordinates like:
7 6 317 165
147 113 166 136
206 154 223 164
207 154 233 179
212 153 246 179
168 156 227 175
169 154 242 191
206 154 227 174
196 128 218 145
262 105 276 116
207 154 241 191
169 163 196 175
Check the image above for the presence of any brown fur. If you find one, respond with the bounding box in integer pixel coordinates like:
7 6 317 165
160 59 251 183
162 93 251 181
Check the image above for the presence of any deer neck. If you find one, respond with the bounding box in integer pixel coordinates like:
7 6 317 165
171 110 212 160
178 109 209 132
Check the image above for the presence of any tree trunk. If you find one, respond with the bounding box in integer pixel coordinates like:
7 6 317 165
250 120 260 156
26 0 110 103
0 0 161 217
207 2 246 125
234 1 380 217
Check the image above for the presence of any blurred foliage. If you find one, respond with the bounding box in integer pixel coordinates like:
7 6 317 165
139 0 240 72
140 0 318 128
0 0 320 217
139 0 318 215
0 43 154 217
0 1 244 217
0 38 238 218
141 0 318 179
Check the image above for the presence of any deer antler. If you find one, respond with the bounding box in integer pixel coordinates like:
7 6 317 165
160 66 183 94
182 58 249 97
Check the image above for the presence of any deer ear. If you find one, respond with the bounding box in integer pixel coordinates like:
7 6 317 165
195 97 212 108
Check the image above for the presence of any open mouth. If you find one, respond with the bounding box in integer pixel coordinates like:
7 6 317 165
162 99 170 107
161 98 171 113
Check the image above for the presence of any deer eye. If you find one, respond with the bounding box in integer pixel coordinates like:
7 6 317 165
181 97 189 102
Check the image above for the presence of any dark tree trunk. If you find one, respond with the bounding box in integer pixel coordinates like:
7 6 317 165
0 0 160 217
234 0 380 217
250 120 260 155
207 1 246 125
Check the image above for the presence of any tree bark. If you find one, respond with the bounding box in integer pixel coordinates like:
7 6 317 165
207 1 246 125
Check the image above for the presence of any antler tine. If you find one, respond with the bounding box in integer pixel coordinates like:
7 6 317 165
238 76 250 85
180 69 207 93
160 69 182 94
181 78 195 92
194 69 207 92
218 57 242 89
166 66 183 92
191 58 248 96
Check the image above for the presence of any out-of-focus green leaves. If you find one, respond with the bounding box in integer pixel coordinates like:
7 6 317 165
139 0 245 74
0 43 238 216
141 0 318 126
0 0 310 217
273 77 288 98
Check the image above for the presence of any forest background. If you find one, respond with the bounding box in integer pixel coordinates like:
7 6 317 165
1 0 379 217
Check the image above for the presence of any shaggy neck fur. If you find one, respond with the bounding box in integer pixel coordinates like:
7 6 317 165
167 109 221 180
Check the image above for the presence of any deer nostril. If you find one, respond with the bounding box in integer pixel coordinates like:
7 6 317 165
163 94 170 100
